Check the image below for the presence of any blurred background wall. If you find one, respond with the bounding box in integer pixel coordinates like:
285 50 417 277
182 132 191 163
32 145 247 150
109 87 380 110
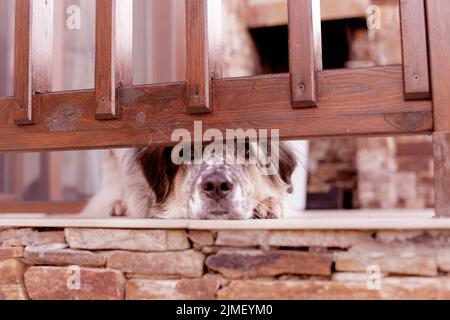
0 0 434 213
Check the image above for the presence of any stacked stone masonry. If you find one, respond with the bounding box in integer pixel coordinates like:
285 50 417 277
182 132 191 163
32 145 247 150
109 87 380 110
2 228 450 300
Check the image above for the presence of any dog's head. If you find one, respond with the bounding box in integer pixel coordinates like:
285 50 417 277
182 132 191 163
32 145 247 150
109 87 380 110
136 142 297 220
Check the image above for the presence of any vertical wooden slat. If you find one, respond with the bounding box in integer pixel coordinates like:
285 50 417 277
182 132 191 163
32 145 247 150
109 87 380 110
288 0 322 108
12 154 24 196
399 0 430 100
39 153 49 200
38 152 62 201
95 0 133 120
426 0 450 132
48 152 62 201
13 0 33 125
14 0 53 125
95 0 115 120
186 0 222 114
426 0 450 217
0 155 5 193
433 133 450 217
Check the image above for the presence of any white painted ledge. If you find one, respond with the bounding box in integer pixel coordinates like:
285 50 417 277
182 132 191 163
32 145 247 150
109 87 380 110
1 209 448 230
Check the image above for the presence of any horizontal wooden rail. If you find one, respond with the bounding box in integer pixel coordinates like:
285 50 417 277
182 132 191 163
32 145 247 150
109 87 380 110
0 66 432 152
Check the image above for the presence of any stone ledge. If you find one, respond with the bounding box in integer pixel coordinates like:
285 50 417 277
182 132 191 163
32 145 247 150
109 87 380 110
0 210 441 230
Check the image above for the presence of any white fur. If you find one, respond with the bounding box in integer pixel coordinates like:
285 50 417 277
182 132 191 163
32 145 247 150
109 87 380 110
80 149 154 218
80 143 295 220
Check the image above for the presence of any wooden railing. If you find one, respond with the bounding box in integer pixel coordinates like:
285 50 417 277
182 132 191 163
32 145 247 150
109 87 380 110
0 0 449 216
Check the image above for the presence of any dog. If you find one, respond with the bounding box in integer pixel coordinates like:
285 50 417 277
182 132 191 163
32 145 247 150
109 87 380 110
80 142 297 220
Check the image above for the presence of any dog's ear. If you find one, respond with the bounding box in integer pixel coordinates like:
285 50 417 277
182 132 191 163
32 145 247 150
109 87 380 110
277 143 298 193
136 147 179 204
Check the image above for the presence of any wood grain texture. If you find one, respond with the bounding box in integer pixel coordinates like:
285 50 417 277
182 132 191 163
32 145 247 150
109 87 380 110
13 0 32 125
426 0 450 131
0 66 432 152
185 0 222 114
13 0 53 125
95 0 115 120
95 0 132 120
433 133 450 217
288 0 322 108
399 0 430 100
0 202 85 214
426 0 450 216
31 0 54 94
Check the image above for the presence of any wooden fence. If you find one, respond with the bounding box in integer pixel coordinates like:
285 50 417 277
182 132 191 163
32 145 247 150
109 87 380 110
0 0 449 216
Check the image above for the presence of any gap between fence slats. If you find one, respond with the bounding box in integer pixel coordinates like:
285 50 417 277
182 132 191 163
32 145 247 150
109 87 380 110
115 0 133 87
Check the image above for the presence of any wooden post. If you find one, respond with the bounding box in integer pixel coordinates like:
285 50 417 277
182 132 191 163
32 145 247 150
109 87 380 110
185 0 222 114
399 0 430 100
14 0 53 125
426 0 450 216
95 0 133 120
288 0 322 108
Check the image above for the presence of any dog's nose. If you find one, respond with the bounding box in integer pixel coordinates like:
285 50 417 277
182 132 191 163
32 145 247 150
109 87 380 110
201 172 233 201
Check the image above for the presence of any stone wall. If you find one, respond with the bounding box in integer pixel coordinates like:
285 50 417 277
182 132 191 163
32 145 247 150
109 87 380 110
308 139 358 195
357 137 434 209
2 227 450 300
